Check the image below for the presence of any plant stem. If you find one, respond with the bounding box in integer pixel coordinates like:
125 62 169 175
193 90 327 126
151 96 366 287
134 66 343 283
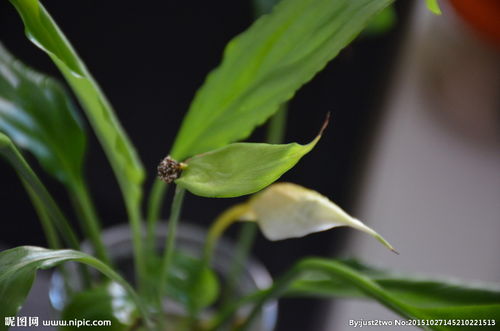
176 204 252 330
266 105 287 144
146 179 168 252
159 186 186 301
126 199 147 292
220 223 257 308
202 203 251 264
70 180 110 265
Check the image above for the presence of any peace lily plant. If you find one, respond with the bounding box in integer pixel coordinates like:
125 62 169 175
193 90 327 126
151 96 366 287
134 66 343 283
1 0 499 330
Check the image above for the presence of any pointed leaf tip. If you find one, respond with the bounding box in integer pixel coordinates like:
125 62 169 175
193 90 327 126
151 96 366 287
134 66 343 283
319 112 331 137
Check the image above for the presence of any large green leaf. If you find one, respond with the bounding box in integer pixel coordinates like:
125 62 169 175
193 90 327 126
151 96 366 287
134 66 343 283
233 258 500 331
9 0 144 211
0 246 149 331
61 283 137 331
175 133 321 198
170 0 393 161
0 43 85 186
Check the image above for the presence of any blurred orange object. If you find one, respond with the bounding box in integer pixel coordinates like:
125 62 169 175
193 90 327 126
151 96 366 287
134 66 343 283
449 0 500 49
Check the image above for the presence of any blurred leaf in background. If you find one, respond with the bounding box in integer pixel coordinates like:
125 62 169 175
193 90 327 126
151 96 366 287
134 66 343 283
363 5 397 36
0 43 86 186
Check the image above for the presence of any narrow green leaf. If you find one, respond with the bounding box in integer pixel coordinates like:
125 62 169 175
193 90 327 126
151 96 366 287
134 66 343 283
236 258 500 331
9 0 145 210
288 260 500 308
0 43 85 186
175 131 322 198
61 283 137 331
170 0 394 161
425 0 442 15
0 132 79 249
9 0 148 284
0 246 150 331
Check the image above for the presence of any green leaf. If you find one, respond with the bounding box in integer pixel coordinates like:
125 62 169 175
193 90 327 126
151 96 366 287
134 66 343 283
9 0 144 210
9 0 148 285
175 130 322 198
0 132 79 248
61 283 137 331
236 258 500 331
425 0 442 15
170 0 394 161
289 259 500 305
0 43 86 186
0 246 149 331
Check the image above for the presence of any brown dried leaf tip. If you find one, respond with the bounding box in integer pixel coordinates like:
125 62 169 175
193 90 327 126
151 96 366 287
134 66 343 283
157 156 186 183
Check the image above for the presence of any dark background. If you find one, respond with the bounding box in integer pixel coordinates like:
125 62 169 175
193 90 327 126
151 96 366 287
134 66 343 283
0 1 411 329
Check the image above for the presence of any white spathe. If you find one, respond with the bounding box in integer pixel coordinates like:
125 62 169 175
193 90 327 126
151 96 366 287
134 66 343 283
242 183 396 252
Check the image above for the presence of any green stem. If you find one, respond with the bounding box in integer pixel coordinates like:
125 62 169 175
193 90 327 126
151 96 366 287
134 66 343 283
126 199 147 292
266 105 287 144
175 204 251 329
202 204 251 265
70 180 110 265
146 179 169 252
159 186 186 301
220 223 258 308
